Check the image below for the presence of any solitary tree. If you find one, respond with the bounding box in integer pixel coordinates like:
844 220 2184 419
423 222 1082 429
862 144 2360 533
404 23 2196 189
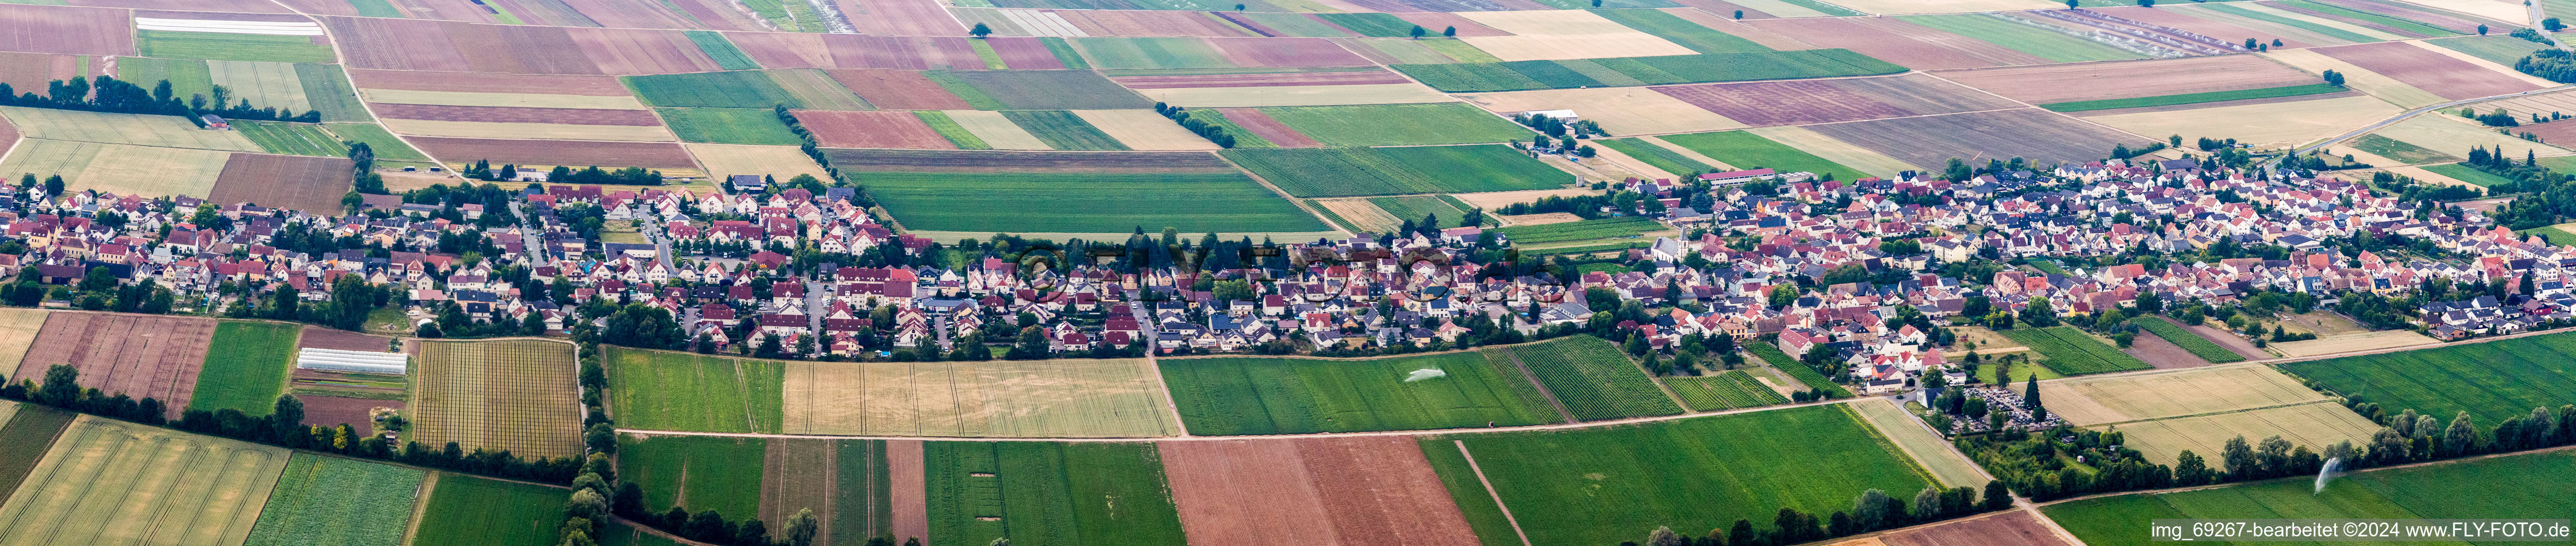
2137 0 2153 6
783 509 819 546
1443 25 1457 37
2064 0 2076 8
2023 374 2042 408
1734 9 1746 18
1409 24 1427 38
2479 23 2491 35
969 22 993 38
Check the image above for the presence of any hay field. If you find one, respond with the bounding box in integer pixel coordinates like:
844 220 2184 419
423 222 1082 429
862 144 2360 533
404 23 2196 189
1312 197 1404 231
1851 397 1988 488
2370 114 2573 159
359 89 648 110
2081 94 2399 149
2269 330 2437 357
1072 110 1218 150
0 416 289 546
1458 86 1746 136
0 107 262 151
1454 10 1697 61
685 143 829 181
2111 402 2382 466
1827 0 2057 13
2262 49 2445 108
380 118 676 142
0 309 44 374
1136 84 1455 108
411 339 582 460
0 139 232 198
942 110 1052 150
780 358 1184 438
2039 366 2327 426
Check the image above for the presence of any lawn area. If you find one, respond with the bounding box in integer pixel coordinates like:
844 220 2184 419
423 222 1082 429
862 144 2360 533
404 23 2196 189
2000 326 2152 375
1489 335 1683 421
1256 103 1533 147
619 433 767 518
2134 316 2246 363
244 454 429 546
2043 450 2576 546
1899 14 2145 63
189 320 301 416
1001 110 1129 151
604 347 786 433
2349 133 2458 164
1745 342 1853 397
1595 137 1714 175
2420 163 2522 187
137 30 335 63
1223 145 1570 197
1662 370 1789 412
657 108 802 146
2277 329 2576 425
858 171 1327 234
627 71 804 109
923 441 1185 546
238 121 352 157
1659 130 1869 181
2039 84 2347 113
414 473 568 546
1158 351 1561 435
1494 216 1667 245
1429 404 1937 546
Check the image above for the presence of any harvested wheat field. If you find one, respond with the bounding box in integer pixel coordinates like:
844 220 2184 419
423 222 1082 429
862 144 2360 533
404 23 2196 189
0 309 43 374
941 110 1052 150
1314 197 1404 232
1073 110 1219 150
2479 87 2576 119
2039 365 2327 426
2081 94 2398 149
1159 436 1479 546
1654 73 2023 128
2263 49 2445 108
2113 402 2382 465
1740 126 1917 178
0 106 262 152
17 313 216 416
2269 330 2437 357
1744 17 2046 70
686 143 831 181
1459 86 1746 136
780 358 1182 438
2315 41 2541 100
0 140 232 198
1136 84 1456 108
795 110 957 150
1456 10 1696 61
411 339 582 460
209 153 356 214
1933 55 2325 104
0 416 289 546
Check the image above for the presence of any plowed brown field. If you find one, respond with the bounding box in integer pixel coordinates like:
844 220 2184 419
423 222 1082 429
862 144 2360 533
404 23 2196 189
1210 37 1374 67
1160 437 1479 546
296 325 394 352
887 439 928 544
210 153 356 214
988 37 1067 70
795 110 958 149
0 4 134 56
825 70 973 110
17 313 217 416
1653 73 2019 127
1879 510 2073 546
295 394 400 434
835 0 960 36
569 27 725 75
1114 69 1413 89
826 35 985 69
2317 41 2541 100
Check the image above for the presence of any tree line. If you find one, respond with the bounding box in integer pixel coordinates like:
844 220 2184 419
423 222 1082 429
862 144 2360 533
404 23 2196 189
0 76 322 123
1154 103 1238 148
1615 481 2010 546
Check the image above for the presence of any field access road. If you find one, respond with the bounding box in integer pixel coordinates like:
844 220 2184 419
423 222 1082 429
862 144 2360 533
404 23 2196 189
2288 85 2574 160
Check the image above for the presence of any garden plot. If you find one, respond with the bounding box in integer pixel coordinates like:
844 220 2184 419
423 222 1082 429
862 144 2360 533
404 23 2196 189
411 339 582 460
0 416 290 546
780 358 1184 437
1161 437 1478 546
1458 86 1746 136
0 107 261 151
1158 352 1562 435
18 313 217 417
2081 94 2397 149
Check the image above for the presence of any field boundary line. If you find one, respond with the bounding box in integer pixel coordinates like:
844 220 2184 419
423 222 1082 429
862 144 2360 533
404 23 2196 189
258 0 459 180
614 397 1861 442
1859 396 1997 486
1493 347 1576 424
401 471 440 546
1141 355 1192 437
1453 439 1534 546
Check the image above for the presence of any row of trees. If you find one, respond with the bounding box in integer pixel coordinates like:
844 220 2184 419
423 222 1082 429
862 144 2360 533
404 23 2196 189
1620 483 2009 546
775 105 848 186
1153 103 1239 148
0 76 322 123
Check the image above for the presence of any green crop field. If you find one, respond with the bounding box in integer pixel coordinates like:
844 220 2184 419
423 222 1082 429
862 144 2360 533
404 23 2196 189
2278 0 2455 37
1159 351 1561 435
1429 405 1937 546
627 71 804 109
1001 110 1130 151
2196 3 2384 43
2524 226 2576 245
2001 326 2152 375
239 121 352 157
1256 103 1531 147
1070 37 1235 69
1663 370 1790 412
1746 342 1852 396
685 30 761 70
2278 330 2576 425
923 71 1006 110
2349 134 2459 164
188 320 300 416
1224 145 1569 197
620 434 767 518
912 111 992 149
1367 195 1483 228
415 474 568 546
323 123 430 162
2134 317 2245 363
137 30 335 63
2040 84 2347 112
605 347 784 433
1596 138 1714 175
945 70 1155 110
295 63 372 122
1899 14 2145 63
117 57 214 107
1595 9 1772 54
1223 12 1351 37
2421 163 2522 187
657 107 803 146
244 454 429 546
1494 216 1667 245
1317 13 1420 37
2430 35 2551 65
1659 130 1870 181
1182 109 1274 148
2045 450 2576 546
1491 335 1684 421
1416 438 1519 546
924 441 1186 546
858 171 1327 234
0 405 75 505
1391 50 1904 92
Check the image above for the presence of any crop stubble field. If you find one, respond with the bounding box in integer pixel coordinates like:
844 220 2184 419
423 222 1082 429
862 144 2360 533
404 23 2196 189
780 357 1182 438
0 416 290 546
411 339 583 460
1158 351 1562 435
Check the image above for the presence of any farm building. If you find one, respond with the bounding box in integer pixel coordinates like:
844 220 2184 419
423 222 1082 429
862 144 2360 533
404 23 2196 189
728 174 765 193
200 114 231 130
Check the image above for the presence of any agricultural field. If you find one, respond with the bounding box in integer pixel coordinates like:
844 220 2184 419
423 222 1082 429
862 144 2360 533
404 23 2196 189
1367 195 1486 228
942 110 1051 149
2133 316 2248 363
210 152 360 214
322 123 430 162
382 118 676 142
627 71 806 109
1744 342 1853 397
1161 436 1479 546
1934 54 2331 105
2348 133 2460 164
136 29 335 63
1428 405 1936 546
656 107 803 146
1804 109 2149 171
686 143 831 181
1458 86 1746 136
1594 137 1718 175
605 347 786 433
1999 326 2153 375
1493 216 1669 245
0 416 291 546
2430 34 2554 65
1487 335 1684 421
855 169 1325 234
1896 14 2146 63
1393 50 1905 92
685 30 760 70
1662 370 1789 412
2313 41 2543 100
2110 402 2383 466
1135 83 1454 108
18 313 218 417
2278 330 2576 425
2039 366 2329 426
411 339 583 460
413 473 570 546
1071 109 1218 150
2039 84 2349 112
923 441 1185 546
0 107 262 151
1223 146 1570 197
1001 110 1130 151
237 121 353 156
1852 397 1990 488
1254 103 1529 147
2045 449 2576 546
244 454 429 546
1658 130 1870 181
622 433 767 517
940 69 1156 110
1651 73 2022 129
0 404 75 503
779 357 1184 438
757 438 897 546
187 320 302 416
0 309 42 373
1158 351 1562 435
2081 94 2401 149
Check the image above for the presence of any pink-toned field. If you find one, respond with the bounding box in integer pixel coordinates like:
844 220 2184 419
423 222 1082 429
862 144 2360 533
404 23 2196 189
16 313 217 417
987 37 1067 70
322 17 474 71
569 28 728 75
1113 70 1414 89
1653 73 2021 127
268 0 367 15
1932 55 2323 104
296 395 401 435
348 69 634 95
210 154 357 214
835 0 962 36
2521 119 2576 143
0 53 100 96
733 34 987 69
825 70 973 110
1220 108 1321 148
373 103 665 125
0 4 134 56
792 110 958 149
132 9 313 21
2317 41 2541 100
324 17 607 74
1159 437 1480 546
2311 0 2515 34
557 0 723 29
409 137 700 169
2087 6 2313 47
66 0 290 12
1743 17 2044 70
0 114 16 171
1056 9 1256 37
1392 12 1511 36
1208 37 1374 67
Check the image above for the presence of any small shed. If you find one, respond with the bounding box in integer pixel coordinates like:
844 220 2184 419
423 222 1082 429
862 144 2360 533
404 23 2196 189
200 114 232 130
